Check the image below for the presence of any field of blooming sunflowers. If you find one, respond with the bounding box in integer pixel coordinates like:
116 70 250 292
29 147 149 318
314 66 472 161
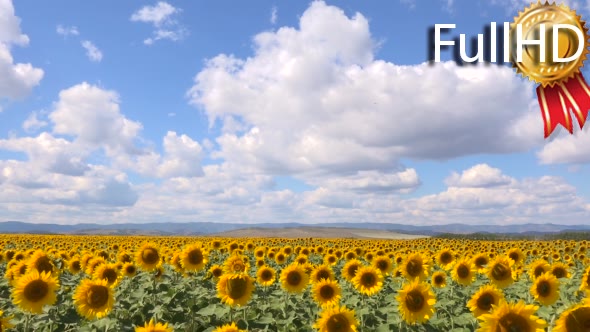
0 235 589 331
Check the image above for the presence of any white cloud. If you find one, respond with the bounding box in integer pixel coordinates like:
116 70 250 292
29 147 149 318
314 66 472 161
0 0 43 101
0 0 29 46
445 164 513 188
130 2 187 45
22 111 48 133
130 2 179 26
56 25 79 37
537 127 590 164
81 40 103 62
271 6 278 24
188 1 542 179
49 82 142 155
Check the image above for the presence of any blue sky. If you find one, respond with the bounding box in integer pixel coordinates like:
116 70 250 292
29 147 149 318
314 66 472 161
1 0 589 225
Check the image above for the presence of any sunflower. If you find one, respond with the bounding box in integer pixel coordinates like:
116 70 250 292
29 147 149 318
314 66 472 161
210 264 224 280
436 249 456 270
451 258 477 286
530 272 559 306
551 262 570 279
351 266 383 297
485 256 515 289
471 253 489 274
313 306 358 332
553 300 590 332
580 266 590 295
214 322 246 332
73 278 115 320
122 263 137 278
342 259 362 282
528 259 550 280
68 258 82 274
506 248 525 266
401 253 430 281
396 278 436 325
372 256 393 276
312 278 342 308
223 254 250 275
256 266 276 287
11 270 59 314
311 264 335 284
431 271 447 288
135 243 161 272
477 300 546 332
135 318 173 332
180 243 208 272
217 273 254 307
280 263 309 294
0 310 14 330
26 250 57 276
467 284 504 318
93 263 121 287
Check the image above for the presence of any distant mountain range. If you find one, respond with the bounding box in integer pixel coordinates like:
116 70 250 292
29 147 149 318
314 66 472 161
0 221 589 236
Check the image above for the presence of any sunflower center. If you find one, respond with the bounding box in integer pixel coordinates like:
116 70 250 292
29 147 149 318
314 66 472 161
227 278 247 299
319 285 335 299
440 252 453 264
533 266 545 278
233 262 245 272
457 265 470 278
35 256 54 274
87 285 109 308
405 290 425 312
23 279 49 302
126 265 136 274
187 250 203 265
497 312 530 332
326 313 350 332
491 263 510 281
317 270 331 281
212 268 222 277
406 260 422 277
102 269 118 284
508 252 520 263
328 256 336 263
536 281 551 297
347 265 359 277
71 261 81 271
261 270 273 281
434 275 444 284
361 273 376 287
377 260 388 271
475 257 488 268
552 268 566 279
287 271 302 286
476 293 494 311
141 248 159 265
565 306 590 330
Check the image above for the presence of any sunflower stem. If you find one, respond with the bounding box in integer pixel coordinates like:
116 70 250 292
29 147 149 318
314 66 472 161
229 306 233 322
361 294 366 330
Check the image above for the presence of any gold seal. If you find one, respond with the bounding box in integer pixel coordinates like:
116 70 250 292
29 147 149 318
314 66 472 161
511 2 590 87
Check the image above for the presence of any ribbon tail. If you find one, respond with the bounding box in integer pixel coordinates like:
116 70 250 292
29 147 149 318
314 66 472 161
536 85 573 138
558 73 590 130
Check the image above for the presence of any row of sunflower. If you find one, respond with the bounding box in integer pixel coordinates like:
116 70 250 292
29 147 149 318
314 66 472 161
0 234 588 331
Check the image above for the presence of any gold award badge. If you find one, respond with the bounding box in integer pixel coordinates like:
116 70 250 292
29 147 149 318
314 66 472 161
511 2 590 138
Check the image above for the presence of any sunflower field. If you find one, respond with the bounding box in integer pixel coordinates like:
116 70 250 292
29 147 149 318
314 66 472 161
0 234 589 331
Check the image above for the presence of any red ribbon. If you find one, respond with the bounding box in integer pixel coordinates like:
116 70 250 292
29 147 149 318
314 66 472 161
536 73 590 138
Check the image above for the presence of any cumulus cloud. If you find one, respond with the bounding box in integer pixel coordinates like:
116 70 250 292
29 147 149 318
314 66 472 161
50 83 143 155
270 6 278 24
56 25 79 37
0 0 43 102
188 1 542 180
537 128 590 164
445 164 513 188
130 2 187 45
81 40 103 62
22 111 48 133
